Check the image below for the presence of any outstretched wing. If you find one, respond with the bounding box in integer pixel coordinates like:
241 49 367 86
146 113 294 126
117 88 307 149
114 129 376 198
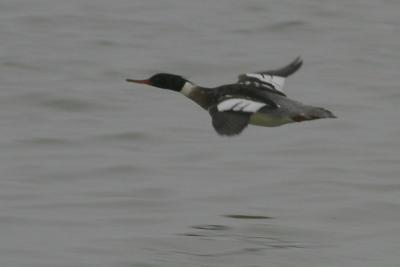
237 57 303 96
208 97 269 136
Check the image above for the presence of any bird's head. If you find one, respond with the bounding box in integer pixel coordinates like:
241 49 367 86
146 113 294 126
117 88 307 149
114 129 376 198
126 73 189 92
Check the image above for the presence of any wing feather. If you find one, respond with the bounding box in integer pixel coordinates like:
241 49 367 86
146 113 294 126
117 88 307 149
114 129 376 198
237 57 303 96
209 106 250 136
208 97 270 136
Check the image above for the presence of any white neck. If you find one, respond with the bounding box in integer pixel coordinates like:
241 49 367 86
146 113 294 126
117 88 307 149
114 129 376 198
180 82 195 96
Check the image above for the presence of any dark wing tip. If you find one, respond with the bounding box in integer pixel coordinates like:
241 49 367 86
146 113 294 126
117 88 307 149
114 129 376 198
237 56 303 83
260 56 303 77
209 107 250 136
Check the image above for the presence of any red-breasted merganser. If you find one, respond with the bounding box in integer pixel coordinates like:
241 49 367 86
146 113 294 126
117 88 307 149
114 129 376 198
126 57 336 136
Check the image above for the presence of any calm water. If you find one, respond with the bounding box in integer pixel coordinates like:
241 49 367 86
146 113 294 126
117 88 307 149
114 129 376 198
1 0 400 266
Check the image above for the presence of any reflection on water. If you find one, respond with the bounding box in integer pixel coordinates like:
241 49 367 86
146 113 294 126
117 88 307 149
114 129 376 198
190 224 231 231
147 220 315 261
223 214 274 219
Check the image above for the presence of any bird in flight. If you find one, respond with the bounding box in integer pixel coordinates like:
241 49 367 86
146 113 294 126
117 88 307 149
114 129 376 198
126 57 336 136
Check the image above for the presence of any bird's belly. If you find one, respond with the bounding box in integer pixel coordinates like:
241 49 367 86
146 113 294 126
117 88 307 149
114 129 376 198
250 112 293 127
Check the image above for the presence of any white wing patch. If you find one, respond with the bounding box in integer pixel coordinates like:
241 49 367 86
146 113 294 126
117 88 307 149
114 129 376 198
243 73 285 93
217 98 266 113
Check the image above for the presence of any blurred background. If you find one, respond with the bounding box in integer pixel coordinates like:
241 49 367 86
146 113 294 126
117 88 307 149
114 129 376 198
1 0 400 266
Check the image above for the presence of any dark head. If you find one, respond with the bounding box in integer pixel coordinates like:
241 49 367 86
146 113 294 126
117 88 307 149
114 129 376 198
126 73 188 91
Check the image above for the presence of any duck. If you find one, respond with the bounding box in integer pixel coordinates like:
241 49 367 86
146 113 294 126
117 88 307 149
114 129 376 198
126 57 336 136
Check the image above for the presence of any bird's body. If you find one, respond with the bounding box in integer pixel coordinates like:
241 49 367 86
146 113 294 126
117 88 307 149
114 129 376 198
126 57 336 136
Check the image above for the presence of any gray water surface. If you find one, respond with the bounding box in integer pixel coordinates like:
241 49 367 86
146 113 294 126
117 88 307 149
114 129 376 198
1 0 400 266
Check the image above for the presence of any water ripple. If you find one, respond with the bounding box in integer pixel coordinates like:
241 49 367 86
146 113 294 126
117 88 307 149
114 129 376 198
39 97 101 112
